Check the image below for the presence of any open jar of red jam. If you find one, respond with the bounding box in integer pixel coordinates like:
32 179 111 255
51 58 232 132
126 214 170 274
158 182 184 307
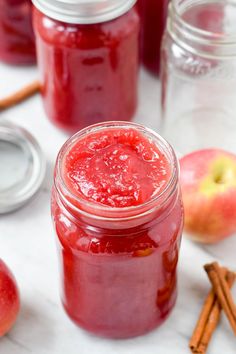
32 0 139 133
51 121 183 338
138 0 169 76
0 0 36 65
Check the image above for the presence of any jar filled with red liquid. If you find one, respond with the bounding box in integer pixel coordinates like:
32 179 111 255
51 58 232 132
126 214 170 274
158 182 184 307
51 121 183 338
32 1 139 133
138 0 169 76
0 0 36 65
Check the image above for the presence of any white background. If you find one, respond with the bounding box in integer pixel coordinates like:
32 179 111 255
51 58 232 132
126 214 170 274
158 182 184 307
0 64 235 354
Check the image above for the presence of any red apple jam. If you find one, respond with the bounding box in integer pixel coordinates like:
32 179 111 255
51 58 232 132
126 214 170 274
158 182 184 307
33 6 139 133
138 0 169 76
0 0 35 65
52 122 183 338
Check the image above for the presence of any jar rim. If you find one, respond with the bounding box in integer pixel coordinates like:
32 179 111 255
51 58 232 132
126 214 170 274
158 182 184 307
55 121 179 221
168 0 236 57
32 0 137 24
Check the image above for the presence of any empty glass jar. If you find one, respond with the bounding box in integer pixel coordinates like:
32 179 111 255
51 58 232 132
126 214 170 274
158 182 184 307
161 0 236 155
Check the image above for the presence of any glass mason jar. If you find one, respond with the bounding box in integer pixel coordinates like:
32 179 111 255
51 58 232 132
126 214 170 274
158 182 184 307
138 0 169 76
0 0 36 65
32 0 139 133
51 121 183 339
161 0 236 155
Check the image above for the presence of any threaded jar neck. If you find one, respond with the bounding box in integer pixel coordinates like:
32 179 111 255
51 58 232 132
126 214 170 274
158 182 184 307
32 0 137 24
167 0 236 58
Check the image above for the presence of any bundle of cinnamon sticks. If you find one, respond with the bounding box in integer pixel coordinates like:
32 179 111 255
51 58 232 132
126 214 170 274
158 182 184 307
189 262 236 353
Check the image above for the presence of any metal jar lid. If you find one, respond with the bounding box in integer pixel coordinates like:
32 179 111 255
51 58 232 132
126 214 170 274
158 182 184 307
0 121 46 214
32 0 137 24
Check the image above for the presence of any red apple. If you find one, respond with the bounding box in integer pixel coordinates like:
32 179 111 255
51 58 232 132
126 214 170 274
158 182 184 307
0 259 20 336
180 149 236 243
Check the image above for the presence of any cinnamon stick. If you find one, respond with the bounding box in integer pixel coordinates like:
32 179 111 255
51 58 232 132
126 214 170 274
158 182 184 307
189 269 235 353
189 288 216 353
198 272 236 353
0 80 41 111
196 299 220 354
204 262 236 336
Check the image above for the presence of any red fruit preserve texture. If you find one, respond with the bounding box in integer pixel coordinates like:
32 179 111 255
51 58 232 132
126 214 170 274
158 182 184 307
138 0 169 76
33 8 139 133
0 0 35 65
64 129 171 207
52 126 183 338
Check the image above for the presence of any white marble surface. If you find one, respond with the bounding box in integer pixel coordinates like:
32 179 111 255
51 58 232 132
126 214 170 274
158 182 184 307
0 63 236 354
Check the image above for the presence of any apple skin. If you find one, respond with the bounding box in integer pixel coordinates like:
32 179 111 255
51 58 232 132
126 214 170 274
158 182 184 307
180 149 236 243
0 259 20 336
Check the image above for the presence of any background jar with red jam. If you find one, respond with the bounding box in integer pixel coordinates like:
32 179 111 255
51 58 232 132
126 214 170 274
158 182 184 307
138 0 169 76
32 0 139 133
51 121 184 339
0 0 36 65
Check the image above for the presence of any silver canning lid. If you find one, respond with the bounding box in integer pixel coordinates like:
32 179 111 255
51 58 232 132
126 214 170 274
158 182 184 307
32 0 137 24
0 121 46 214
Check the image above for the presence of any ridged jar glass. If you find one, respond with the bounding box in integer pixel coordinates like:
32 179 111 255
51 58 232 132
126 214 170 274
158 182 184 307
161 0 236 155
